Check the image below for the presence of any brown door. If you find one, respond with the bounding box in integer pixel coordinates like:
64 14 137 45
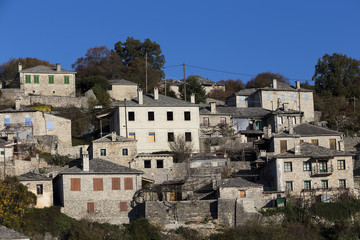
280 140 287 153
329 139 336 150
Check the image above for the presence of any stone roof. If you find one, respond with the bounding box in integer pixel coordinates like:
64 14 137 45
260 81 312 92
239 130 263 135
61 158 143 175
276 142 354 159
268 109 302 115
0 105 37 113
136 153 173 157
235 88 258 96
92 133 135 143
273 124 343 137
119 94 197 107
0 225 30 240
199 105 271 118
18 172 52 181
218 177 263 188
109 79 138 86
190 153 227 161
20 65 75 74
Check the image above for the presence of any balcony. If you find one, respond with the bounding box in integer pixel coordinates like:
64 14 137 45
311 164 334 176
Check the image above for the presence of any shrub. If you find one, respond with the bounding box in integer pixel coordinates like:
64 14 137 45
39 152 72 166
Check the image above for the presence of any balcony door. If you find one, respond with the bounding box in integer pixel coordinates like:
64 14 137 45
319 161 328 173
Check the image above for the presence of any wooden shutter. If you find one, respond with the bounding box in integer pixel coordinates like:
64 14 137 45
280 140 287 153
124 177 133 190
120 201 127 211
329 139 336 150
71 178 81 191
93 178 103 191
240 190 246 198
87 202 94 213
112 178 121 190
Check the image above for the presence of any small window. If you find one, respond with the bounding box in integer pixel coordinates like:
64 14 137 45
149 132 155 142
34 75 39 84
284 162 292 172
100 149 106 156
129 132 135 140
157 159 164 168
144 160 151 168
303 161 311 171
148 111 154 121
285 181 293 191
122 148 128 156
281 93 286 101
185 132 192 142
1 151 4 155
184 111 191 121
338 160 345 170
168 132 174 142
239 96 246 104
46 120 54 130
87 202 95 213
64 76 70 84
339 179 346 188
112 178 121 190
48 75 54 84
220 117 226 124
240 190 246 198
120 201 127 211
329 139 336 150
292 117 296 125
299 140 304 144
267 92 271 100
304 180 311 190
311 139 319 145
321 180 329 189
304 93 309 101
25 75 31 83
128 112 135 121
4 118 10 126
124 177 133 190
70 178 81 191
202 117 209 127
277 116 283 125
25 117 31 126
167 111 173 121
36 184 43 194
93 178 103 191
290 93 295 101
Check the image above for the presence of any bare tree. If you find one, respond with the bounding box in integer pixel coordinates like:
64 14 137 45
169 136 193 163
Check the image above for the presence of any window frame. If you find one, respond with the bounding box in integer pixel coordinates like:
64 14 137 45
48 75 54 84
185 132 192 142
129 132 136 140
124 177 133 190
167 111 173 121
304 180 311 190
128 112 135 121
144 160 151 168
184 111 191 121
112 178 121 190
25 75 31 83
148 111 155 121
277 116 283 125
100 149 106 156
156 159 164 168
339 179 346 188
337 160 346 170
285 181 293 191
36 184 43 194
122 148 128 156
93 178 104 191
70 178 81 191
149 132 155 142
303 161 311 171
64 76 70 84
321 180 329 189
168 132 174 142
34 75 39 84
284 162 292 172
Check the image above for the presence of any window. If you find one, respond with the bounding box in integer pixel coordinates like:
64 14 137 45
203 117 209 127
185 132 192 142
34 75 39 84
338 160 345 170
167 111 173 121
64 76 70 84
144 160 151 168
48 75 54 84
184 111 191 121
290 93 295 101
100 149 106 156
304 93 309 101
0 151 4 155
124 177 133 190
157 159 164 168
285 181 293 191
329 139 336 150
291 117 296 125
280 140 287 153
168 132 174 142
46 120 54 130
339 179 346 188
277 116 283 124
321 180 329 189
36 184 43 194
4 118 10 126
311 139 319 145
87 202 95 213
148 111 154 121
304 180 311 190
25 117 31 126
25 75 31 83
122 148 128 156
300 140 304 144
303 161 311 171
284 162 292 172
239 96 246 104
149 132 155 142
70 178 81 191
128 112 135 121
267 92 271 100
93 178 103 191
129 132 135 140
120 201 127 211
240 190 246 198
281 93 286 101
220 117 226 124
112 178 121 190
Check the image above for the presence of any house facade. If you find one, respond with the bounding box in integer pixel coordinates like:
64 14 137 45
107 79 138 101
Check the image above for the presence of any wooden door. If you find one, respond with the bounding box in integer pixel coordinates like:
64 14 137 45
240 190 246 198
280 140 287 153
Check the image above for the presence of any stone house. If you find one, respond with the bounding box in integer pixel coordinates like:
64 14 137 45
190 153 228 168
53 154 143 224
88 132 137 167
260 143 355 198
227 79 314 123
199 103 233 137
0 225 30 240
18 63 76 97
18 172 53 208
110 88 200 153
0 100 72 147
107 79 138 101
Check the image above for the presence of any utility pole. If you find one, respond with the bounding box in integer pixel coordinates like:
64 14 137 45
145 52 148 94
164 73 167 96
183 63 186 101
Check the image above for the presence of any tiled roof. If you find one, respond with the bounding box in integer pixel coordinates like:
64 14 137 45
20 65 75 74
18 172 52 181
218 177 263 188
0 225 30 239
109 79 138 86
61 158 143 174
276 142 354 158
92 133 135 143
119 94 197 107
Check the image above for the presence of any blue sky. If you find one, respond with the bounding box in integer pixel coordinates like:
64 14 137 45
1 0 359 86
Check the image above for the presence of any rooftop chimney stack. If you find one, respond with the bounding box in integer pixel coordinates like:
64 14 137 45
190 93 195 104
56 63 61 72
82 150 89 172
295 143 301 155
111 131 116 141
15 98 21 111
296 81 300 89
138 89 143 105
18 63 22 72
210 102 216 114
154 87 159 100
288 117 294 134
272 79 277 89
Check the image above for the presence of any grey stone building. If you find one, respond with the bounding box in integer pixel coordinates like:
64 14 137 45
0 225 30 240
107 79 138 101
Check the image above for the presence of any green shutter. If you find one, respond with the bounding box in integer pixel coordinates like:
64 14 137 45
64 76 69 84
48 75 54 84
25 75 31 83
34 75 39 84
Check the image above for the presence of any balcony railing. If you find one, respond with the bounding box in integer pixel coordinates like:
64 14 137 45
311 164 334 176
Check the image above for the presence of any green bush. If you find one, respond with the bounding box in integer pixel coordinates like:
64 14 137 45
39 152 72 166
123 218 163 240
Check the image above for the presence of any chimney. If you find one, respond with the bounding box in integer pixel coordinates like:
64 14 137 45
260 150 267 157
111 131 116 141
295 143 301 155
190 93 195 104
138 89 143 105
56 63 61 72
288 117 293 134
283 103 288 111
210 102 216 114
154 87 159 100
18 63 22 72
272 79 277 89
296 81 300 90
15 98 21 111
339 140 345 151
82 151 89 172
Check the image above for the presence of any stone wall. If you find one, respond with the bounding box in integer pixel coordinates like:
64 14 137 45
57 145 88 158
20 180 53 208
